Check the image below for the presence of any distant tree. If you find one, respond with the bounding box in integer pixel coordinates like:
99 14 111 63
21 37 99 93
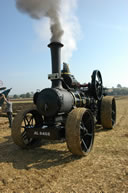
31 91 34 97
26 92 31 98
20 94 26 98
117 84 122 88
13 94 19 99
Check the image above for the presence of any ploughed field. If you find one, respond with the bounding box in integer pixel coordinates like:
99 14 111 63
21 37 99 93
0 97 128 193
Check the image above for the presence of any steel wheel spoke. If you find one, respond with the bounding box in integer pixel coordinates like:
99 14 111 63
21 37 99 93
112 110 115 116
23 117 29 126
21 126 26 128
111 118 115 124
85 133 93 137
21 130 27 140
22 130 26 137
29 116 34 125
23 115 34 126
22 130 32 144
81 139 88 150
81 127 92 137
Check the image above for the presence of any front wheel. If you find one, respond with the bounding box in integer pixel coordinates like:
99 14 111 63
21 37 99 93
65 108 95 156
11 104 44 148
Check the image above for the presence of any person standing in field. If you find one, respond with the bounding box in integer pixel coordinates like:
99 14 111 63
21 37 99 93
0 94 4 100
2 94 13 128
0 94 3 112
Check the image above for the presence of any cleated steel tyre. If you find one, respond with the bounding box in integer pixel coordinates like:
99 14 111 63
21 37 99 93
65 108 95 156
100 96 116 129
11 104 43 148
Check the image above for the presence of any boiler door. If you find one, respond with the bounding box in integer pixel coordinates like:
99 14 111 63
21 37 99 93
36 88 61 117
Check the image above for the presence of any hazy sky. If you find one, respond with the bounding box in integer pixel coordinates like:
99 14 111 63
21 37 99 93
0 0 128 95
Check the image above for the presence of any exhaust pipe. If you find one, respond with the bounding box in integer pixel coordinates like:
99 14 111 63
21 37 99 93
48 42 63 88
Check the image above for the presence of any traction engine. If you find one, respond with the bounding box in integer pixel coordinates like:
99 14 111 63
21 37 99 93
12 42 116 156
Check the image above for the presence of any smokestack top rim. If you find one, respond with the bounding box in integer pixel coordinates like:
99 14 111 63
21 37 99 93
48 41 64 48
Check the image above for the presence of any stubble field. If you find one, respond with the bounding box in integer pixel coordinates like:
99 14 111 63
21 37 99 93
0 97 128 193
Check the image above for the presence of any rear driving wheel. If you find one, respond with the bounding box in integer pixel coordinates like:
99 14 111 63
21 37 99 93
66 108 95 156
100 96 116 129
11 104 43 148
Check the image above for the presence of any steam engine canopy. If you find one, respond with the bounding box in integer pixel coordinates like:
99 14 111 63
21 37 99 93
36 88 74 117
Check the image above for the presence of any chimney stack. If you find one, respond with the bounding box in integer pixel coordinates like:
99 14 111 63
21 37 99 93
48 42 63 88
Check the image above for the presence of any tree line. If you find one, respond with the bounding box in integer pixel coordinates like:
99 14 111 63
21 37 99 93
12 85 128 99
13 92 34 99
106 85 128 96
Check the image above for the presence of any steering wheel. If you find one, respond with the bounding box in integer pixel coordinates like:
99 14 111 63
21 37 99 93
91 70 103 100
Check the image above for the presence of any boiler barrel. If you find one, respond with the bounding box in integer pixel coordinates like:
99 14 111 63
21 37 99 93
36 88 74 117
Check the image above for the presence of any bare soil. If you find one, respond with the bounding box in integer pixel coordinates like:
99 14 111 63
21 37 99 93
0 97 128 193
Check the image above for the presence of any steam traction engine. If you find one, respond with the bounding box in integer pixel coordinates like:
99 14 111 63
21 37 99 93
12 42 116 156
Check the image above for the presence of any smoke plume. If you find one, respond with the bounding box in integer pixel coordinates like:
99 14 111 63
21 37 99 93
16 0 81 61
16 0 64 42
60 0 81 61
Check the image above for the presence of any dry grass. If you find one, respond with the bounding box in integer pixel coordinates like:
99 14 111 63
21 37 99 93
0 97 127 193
